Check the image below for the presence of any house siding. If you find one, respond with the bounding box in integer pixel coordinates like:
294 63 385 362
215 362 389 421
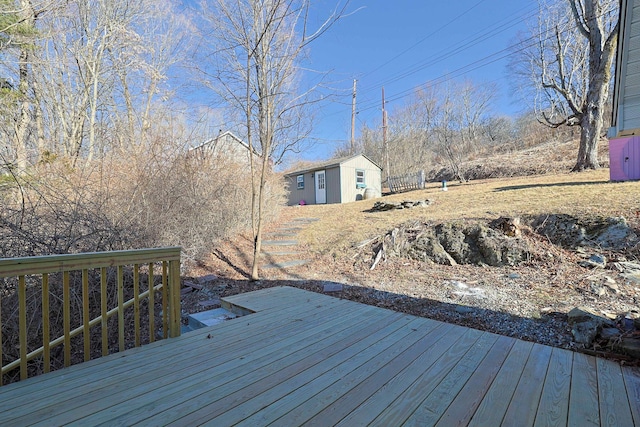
190 131 257 166
623 2 640 133
611 0 640 137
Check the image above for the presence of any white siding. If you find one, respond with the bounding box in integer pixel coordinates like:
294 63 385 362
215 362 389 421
613 0 640 136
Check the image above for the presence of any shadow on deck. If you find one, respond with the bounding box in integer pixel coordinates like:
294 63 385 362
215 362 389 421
0 286 638 426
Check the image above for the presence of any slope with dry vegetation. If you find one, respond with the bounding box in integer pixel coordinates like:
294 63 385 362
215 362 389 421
200 163 640 363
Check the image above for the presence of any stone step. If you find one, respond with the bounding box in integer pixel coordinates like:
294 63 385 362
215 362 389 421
262 259 309 269
261 251 299 256
263 232 298 238
290 217 320 223
186 307 238 331
262 240 298 246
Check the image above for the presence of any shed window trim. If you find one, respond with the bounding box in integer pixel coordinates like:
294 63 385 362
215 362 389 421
356 169 366 188
296 174 304 189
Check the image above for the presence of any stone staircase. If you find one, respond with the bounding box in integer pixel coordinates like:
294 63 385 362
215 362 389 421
182 217 320 334
260 217 318 270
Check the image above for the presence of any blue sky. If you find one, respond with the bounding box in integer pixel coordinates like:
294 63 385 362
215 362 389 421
298 0 537 162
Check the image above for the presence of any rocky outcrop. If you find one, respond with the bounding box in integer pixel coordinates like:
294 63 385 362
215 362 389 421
531 214 638 250
380 220 531 267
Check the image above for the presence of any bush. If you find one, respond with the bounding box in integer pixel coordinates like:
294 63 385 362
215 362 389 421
0 140 286 261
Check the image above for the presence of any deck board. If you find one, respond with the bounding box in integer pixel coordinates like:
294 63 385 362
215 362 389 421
623 366 640 425
369 327 484 426
534 347 572 427
568 352 600 426
0 286 638 427
402 331 500 426
501 343 553 426
596 357 635 426
434 335 515 427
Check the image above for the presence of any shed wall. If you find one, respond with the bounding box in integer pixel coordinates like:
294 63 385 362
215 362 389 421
340 157 382 203
326 167 342 204
285 171 316 205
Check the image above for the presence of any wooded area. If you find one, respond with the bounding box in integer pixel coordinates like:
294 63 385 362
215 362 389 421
0 0 621 276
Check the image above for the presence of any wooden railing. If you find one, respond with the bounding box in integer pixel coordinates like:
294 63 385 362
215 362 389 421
0 247 181 386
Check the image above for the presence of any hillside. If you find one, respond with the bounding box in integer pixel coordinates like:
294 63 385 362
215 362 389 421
193 152 640 363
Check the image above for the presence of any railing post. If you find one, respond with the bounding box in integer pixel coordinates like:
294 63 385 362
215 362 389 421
19 276 27 380
168 259 181 338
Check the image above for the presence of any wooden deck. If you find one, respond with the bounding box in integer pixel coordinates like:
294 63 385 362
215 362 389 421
0 286 638 426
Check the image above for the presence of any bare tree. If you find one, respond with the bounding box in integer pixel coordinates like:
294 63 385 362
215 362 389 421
199 0 349 280
513 0 618 171
0 0 42 172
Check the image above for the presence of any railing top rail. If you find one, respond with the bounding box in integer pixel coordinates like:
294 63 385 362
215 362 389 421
0 247 181 277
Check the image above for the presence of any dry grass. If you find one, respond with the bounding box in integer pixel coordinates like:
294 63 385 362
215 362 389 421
285 169 640 255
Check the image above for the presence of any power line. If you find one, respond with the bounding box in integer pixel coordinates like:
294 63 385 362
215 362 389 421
355 3 617 114
358 5 540 94
360 0 490 79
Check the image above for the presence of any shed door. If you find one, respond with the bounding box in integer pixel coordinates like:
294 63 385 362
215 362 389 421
623 137 640 179
315 170 326 204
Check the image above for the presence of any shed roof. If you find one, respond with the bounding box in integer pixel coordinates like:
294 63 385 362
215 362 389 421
190 130 261 156
284 154 382 177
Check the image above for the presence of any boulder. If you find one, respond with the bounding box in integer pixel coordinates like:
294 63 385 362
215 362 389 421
567 306 616 346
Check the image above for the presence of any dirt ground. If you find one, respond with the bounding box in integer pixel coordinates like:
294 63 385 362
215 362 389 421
183 170 640 366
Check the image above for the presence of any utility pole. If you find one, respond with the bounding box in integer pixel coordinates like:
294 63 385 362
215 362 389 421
350 79 357 154
382 87 389 179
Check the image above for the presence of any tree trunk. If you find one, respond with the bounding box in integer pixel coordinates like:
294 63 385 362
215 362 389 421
14 47 31 172
573 97 603 171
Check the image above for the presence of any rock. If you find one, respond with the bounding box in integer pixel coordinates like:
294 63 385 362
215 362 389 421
621 271 640 285
613 338 640 359
599 327 621 340
532 214 638 250
590 283 607 297
571 320 601 345
567 306 615 345
595 217 638 248
615 262 640 284
567 306 616 327
390 220 531 267
406 232 458 266
323 282 343 293
370 200 432 212
455 305 475 314
490 217 521 236
508 273 521 279
579 254 607 269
